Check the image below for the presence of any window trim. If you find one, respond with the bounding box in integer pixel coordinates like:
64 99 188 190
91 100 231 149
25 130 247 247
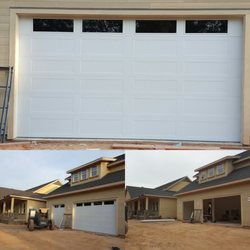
217 164 225 175
207 168 215 178
33 18 74 32
90 166 98 178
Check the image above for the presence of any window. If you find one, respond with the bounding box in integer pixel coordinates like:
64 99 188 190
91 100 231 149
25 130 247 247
73 173 79 183
84 202 91 206
90 166 98 177
94 201 102 206
207 168 215 178
217 164 225 175
76 203 83 207
81 169 88 180
136 20 176 33
186 20 228 33
33 19 73 32
82 20 123 32
200 171 206 180
104 200 114 205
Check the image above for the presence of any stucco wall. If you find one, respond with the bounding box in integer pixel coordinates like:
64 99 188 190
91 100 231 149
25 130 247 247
159 198 177 219
46 185 125 236
177 182 250 226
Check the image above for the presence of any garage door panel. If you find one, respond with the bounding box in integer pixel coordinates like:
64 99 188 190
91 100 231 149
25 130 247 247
80 79 124 94
133 79 178 94
79 119 123 137
31 77 75 92
134 39 178 57
81 97 123 114
81 60 124 74
134 61 177 75
82 39 125 57
32 60 78 73
32 38 79 57
30 97 74 113
183 40 227 57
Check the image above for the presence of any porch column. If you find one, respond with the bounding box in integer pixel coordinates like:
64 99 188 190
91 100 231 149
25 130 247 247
3 202 6 213
212 199 215 222
138 200 141 211
10 197 15 214
145 197 149 210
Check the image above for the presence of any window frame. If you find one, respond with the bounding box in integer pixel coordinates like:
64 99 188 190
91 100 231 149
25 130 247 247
81 169 88 180
185 20 228 34
207 168 215 178
90 166 98 178
217 164 225 175
72 173 79 183
135 20 177 33
82 19 123 33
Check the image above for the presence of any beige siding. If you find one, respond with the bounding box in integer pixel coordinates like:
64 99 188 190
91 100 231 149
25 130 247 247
46 185 125 236
177 182 250 227
159 198 177 219
168 181 190 192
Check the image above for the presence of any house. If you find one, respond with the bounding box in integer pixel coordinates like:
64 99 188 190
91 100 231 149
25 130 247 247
45 154 125 236
126 177 191 219
176 151 250 227
0 1 250 144
0 180 62 224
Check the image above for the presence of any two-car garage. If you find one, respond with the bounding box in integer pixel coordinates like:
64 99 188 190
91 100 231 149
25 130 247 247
16 17 242 142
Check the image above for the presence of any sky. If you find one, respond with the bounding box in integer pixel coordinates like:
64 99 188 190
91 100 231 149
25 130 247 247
126 150 245 188
0 150 124 190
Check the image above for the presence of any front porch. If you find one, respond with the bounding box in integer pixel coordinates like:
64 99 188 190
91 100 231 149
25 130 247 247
0 197 27 224
127 196 161 219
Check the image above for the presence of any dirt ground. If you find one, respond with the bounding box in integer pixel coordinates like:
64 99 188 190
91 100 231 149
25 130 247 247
0 140 249 150
125 220 250 250
0 223 124 250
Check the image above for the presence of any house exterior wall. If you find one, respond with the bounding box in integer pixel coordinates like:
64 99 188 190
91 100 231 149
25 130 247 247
26 199 46 222
159 198 177 219
176 181 250 226
1 1 250 143
46 185 125 236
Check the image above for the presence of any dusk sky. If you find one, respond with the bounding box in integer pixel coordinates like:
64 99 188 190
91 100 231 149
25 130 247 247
126 150 244 188
0 150 124 190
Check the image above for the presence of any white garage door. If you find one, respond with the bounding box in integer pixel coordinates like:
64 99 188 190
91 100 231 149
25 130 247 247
17 18 242 141
73 200 116 235
53 204 65 227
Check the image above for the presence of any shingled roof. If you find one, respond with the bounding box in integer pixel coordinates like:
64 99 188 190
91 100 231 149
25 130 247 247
126 186 176 200
45 169 125 198
0 187 45 200
176 165 250 195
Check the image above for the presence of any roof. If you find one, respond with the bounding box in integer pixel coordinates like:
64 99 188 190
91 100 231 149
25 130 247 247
25 179 58 192
176 165 250 196
45 169 125 198
67 157 117 174
126 186 176 200
0 187 45 200
155 176 190 191
195 155 239 172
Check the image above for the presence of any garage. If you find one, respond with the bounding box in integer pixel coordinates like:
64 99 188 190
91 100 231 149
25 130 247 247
73 200 116 235
203 196 241 224
53 204 65 227
17 18 242 141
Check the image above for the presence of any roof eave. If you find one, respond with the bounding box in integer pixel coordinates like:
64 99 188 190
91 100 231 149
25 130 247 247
45 181 125 199
175 177 250 196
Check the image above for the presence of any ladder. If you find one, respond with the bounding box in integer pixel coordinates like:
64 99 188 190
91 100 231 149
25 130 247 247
0 67 14 143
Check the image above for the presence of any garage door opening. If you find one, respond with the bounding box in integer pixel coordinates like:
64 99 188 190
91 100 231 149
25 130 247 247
183 201 194 220
203 196 241 225
73 200 116 235
16 18 242 142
